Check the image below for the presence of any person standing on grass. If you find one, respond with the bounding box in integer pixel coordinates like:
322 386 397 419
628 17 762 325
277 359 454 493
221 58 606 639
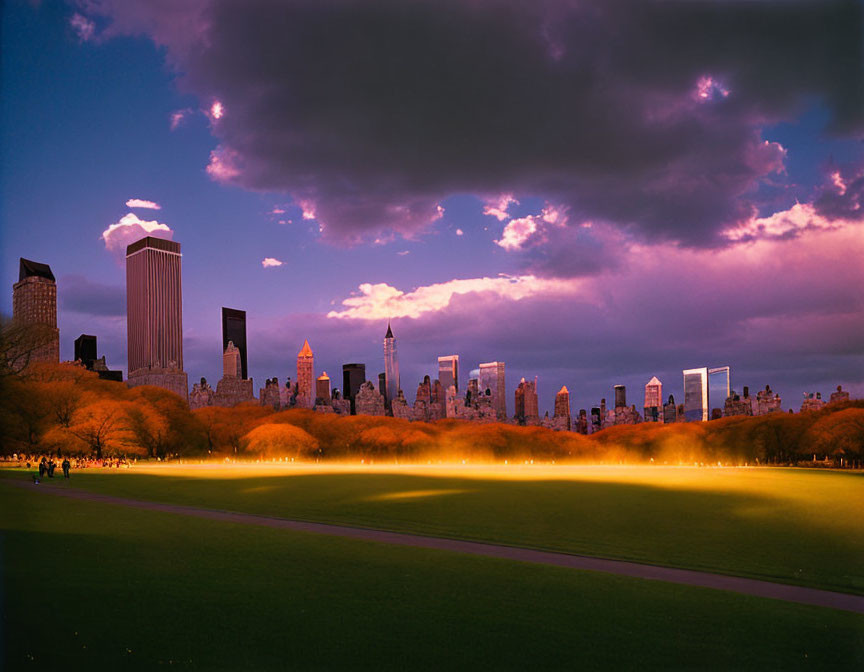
47 459 56 478
38 457 47 478
62 457 71 479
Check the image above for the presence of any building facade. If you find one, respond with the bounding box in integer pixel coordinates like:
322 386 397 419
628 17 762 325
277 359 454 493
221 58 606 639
126 237 187 398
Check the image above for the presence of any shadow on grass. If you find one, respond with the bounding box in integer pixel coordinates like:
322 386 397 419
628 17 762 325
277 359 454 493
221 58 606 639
3 491 864 672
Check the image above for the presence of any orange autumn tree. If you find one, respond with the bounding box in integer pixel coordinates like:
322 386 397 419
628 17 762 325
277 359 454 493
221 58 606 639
241 423 319 459
66 400 134 459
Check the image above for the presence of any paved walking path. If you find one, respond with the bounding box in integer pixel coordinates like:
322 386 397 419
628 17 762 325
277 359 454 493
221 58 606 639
5 478 864 615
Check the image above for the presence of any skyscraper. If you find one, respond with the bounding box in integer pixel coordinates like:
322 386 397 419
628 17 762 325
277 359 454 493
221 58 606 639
223 341 242 378
342 363 366 414
479 361 506 419
708 366 731 418
554 385 571 430
297 339 315 408
437 355 459 393
221 307 248 379
514 377 539 423
74 334 98 366
383 322 400 403
12 258 59 366
74 333 123 382
126 237 187 398
644 376 663 422
614 384 627 409
316 371 331 402
683 367 709 422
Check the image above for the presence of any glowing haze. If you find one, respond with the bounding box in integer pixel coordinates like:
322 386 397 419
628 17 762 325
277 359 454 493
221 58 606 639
1 0 862 411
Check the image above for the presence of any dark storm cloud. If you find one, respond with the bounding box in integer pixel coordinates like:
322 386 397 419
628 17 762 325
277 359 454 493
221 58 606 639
83 0 864 245
59 274 125 316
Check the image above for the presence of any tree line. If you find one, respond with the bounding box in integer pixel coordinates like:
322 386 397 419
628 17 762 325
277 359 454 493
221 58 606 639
1 363 862 466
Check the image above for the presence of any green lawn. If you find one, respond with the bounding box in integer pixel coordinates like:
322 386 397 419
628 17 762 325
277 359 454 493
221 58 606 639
2 485 863 670
2 465 862 594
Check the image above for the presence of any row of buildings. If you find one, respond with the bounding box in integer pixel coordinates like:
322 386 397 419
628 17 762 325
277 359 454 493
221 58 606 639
9 237 853 431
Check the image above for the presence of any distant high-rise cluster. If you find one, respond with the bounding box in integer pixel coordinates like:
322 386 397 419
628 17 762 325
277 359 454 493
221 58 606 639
9 238 854 431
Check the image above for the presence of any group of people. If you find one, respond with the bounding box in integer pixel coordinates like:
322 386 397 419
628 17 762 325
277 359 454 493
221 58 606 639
5 453 133 471
0 453 136 484
34 456 70 482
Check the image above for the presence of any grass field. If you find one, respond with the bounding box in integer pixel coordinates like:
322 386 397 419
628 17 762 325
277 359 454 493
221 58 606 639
2 464 862 595
3 483 863 670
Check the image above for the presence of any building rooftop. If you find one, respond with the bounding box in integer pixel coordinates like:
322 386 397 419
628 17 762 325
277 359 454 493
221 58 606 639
385 322 394 339
19 257 55 282
126 236 181 256
298 339 313 357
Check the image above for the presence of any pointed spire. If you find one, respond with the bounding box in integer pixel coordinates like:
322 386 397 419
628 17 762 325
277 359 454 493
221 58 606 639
298 339 313 357
385 321 394 339
558 385 569 394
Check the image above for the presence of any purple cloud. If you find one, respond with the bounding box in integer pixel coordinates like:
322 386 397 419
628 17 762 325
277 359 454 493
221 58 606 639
74 0 863 245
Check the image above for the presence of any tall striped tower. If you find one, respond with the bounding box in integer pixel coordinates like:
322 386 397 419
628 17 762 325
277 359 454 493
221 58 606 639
126 236 188 399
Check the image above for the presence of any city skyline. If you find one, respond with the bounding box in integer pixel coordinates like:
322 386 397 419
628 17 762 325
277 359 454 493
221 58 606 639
3 248 856 419
2 1 863 413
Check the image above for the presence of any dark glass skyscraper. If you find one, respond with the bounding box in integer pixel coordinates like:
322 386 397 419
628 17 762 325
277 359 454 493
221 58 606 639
221 307 248 379
342 363 366 414
74 334 98 366
614 384 627 409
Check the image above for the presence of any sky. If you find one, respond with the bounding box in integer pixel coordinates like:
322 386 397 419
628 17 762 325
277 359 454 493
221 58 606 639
1 0 862 414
